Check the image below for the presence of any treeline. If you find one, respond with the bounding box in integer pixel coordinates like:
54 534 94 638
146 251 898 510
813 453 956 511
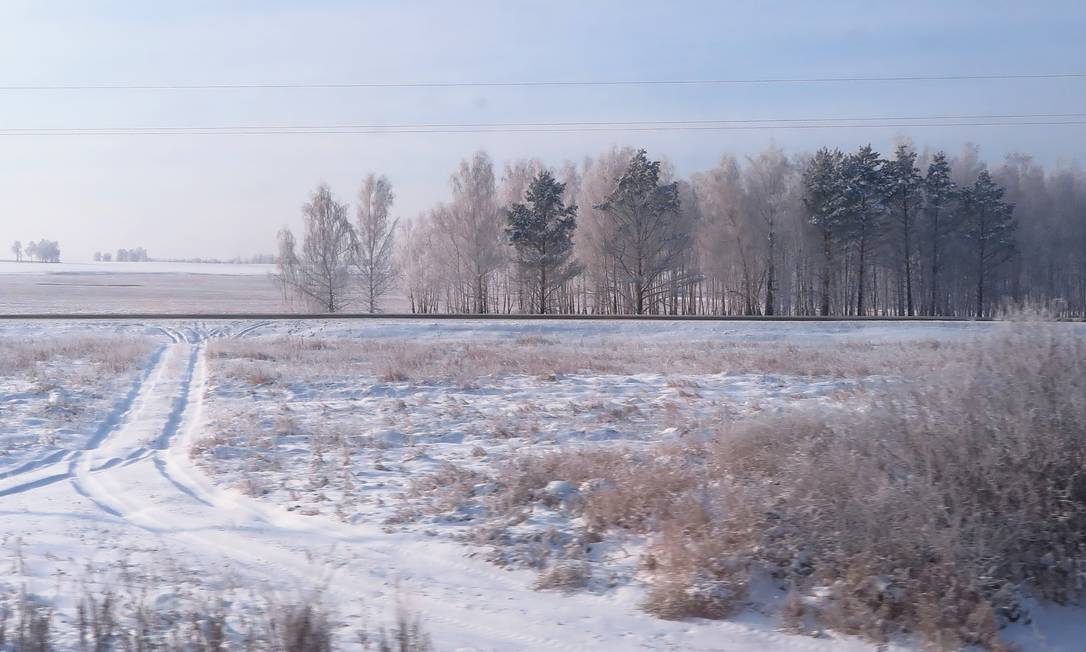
156 254 277 264
10 239 61 263
276 143 1086 317
94 247 150 262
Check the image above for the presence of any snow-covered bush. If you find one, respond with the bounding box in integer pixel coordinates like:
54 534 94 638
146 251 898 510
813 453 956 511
478 322 1085 649
687 321 1086 647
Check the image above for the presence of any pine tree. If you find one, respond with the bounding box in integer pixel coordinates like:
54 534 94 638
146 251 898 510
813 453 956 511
803 148 846 316
505 170 580 314
885 145 922 315
595 150 685 314
838 145 887 315
961 170 1016 316
920 152 958 315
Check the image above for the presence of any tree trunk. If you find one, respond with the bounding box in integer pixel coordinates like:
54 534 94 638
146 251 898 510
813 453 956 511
820 229 832 316
856 226 868 315
765 229 776 316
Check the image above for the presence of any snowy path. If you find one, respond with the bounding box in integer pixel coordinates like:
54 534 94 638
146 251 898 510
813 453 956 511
0 324 899 651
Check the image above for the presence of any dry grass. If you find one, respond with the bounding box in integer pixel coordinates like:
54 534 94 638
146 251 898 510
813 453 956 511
0 586 434 651
448 322 1085 649
0 334 154 378
208 333 973 385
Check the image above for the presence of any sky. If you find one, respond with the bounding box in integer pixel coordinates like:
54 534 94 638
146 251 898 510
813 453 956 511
0 1 1084 262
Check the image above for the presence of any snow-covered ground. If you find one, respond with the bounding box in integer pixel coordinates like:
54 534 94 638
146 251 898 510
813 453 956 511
0 260 416 313
0 261 277 275
0 319 1082 651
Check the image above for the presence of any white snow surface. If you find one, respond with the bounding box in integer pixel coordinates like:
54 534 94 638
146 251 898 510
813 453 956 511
1 319 1083 651
0 261 276 276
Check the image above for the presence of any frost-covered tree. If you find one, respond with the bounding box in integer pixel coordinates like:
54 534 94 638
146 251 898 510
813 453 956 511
398 216 441 314
278 184 356 313
102 251 112 262
28 240 61 263
435 151 506 313
744 145 794 315
694 155 753 314
838 145 887 315
803 148 846 315
505 170 580 314
574 147 636 314
11 241 21 262
274 227 301 308
921 152 958 315
93 251 102 262
885 144 923 315
354 174 398 313
961 170 1016 316
595 150 688 314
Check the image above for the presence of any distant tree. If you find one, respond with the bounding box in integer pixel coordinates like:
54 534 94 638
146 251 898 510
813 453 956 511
102 251 113 262
506 169 580 314
93 251 103 262
596 150 687 314
803 148 846 315
398 217 441 314
961 170 1016 316
354 174 399 313
26 240 60 263
920 152 959 315
885 144 923 315
838 145 887 315
11 240 21 262
289 184 356 312
438 151 506 313
744 145 794 315
116 248 129 262
274 227 301 307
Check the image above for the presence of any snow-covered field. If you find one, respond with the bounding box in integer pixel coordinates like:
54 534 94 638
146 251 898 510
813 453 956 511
1 319 1083 651
0 261 277 276
0 261 288 314
0 261 414 314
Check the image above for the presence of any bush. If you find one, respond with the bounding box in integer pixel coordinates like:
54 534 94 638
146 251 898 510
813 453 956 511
483 323 1085 649
661 323 1086 647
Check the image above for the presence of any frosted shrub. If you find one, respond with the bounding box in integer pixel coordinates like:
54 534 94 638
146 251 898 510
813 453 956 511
676 323 1085 647
486 323 1085 649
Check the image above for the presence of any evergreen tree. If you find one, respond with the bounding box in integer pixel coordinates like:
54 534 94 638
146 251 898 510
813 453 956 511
885 145 922 315
596 150 685 314
803 148 846 316
505 170 580 314
920 152 958 315
838 145 887 315
961 170 1016 316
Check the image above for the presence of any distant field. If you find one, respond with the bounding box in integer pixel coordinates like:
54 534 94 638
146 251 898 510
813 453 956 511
0 261 417 313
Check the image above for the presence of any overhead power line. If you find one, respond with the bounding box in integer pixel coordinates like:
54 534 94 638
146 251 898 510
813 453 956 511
3 112 1084 133
1 113 1084 136
0 73 1084 91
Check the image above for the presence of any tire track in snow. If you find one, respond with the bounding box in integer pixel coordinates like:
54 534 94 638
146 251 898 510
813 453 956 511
1 321 876 652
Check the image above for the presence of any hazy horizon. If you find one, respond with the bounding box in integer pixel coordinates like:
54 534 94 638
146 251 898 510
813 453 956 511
2 0 1084 262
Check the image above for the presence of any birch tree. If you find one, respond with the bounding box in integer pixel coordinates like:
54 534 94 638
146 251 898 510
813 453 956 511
280 184 356 313
355 174 398 313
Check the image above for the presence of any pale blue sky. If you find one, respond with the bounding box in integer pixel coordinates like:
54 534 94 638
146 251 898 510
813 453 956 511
1 1 1084 260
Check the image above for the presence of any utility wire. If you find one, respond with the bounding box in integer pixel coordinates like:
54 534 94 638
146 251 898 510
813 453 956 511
0 114 1084 136
0 73 1084 91
3 112 1085 133
1 120 1084 136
